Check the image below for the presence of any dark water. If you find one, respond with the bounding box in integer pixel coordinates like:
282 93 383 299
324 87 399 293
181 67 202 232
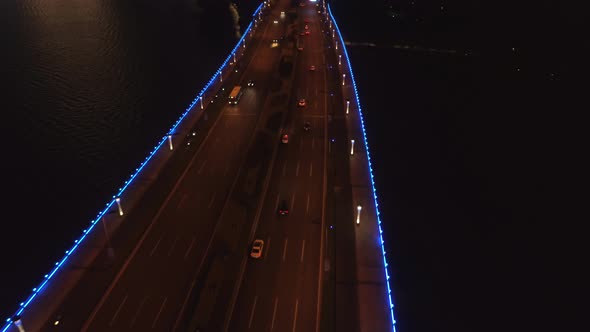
0 0 581 330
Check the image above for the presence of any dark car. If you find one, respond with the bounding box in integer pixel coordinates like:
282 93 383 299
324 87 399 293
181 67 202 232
247 79 255 87
278 199 289 215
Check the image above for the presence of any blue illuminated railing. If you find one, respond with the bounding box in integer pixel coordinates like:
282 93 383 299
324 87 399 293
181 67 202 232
2 3 265 331
326 3 398 331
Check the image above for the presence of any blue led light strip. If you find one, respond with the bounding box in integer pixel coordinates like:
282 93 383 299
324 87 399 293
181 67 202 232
327 3 398 331
1 3 265 331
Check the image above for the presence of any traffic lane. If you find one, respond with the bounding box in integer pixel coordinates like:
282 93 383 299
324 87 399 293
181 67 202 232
83 113 259 331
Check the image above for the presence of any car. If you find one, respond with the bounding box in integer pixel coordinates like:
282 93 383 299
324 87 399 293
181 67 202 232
297 47 304 51
247 80 255 87
273 20 278 24
250 239 264 258
309 65 316 71
278 200 289 215
303 122 311 132
298 99 306 107
281 134 289 144
305 25 309 30
305 30 310 35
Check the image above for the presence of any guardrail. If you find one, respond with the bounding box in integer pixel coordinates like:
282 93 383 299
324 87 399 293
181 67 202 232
1 2 268 331
324 1 398 331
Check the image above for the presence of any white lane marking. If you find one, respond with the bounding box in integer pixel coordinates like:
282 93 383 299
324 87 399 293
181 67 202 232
109 294 128 326
293 298 299 332
296 162 300 176
282 238 288 261
312 137 315 150
184 236 196 259
271 297 279 330
177 194 187 209
167 236 179 257
282 163 287 176
149 237 162 257
208 192 216 208
306 194 310 215
129 296 147 328
198 159 208 174
300 240 305 263
152 297 168 328
309 163 313 177
248 296 258 328
291 194 296 211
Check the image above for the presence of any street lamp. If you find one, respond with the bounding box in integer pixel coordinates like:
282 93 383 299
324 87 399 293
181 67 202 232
168 135 173 150
342 73 346 86
356 205 362 225
12 315 26 332
233 53 236 64
346 99 350 114
115 197 124 216
200 96 203 109
338 54 342 66
350 139 355 155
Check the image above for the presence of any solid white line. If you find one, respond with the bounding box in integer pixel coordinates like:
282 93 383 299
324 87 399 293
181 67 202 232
283 238 288 261
184 236 196 259
271 297 279 330
309 163 313 177
248 296 258 328
109 294 128 326
167 236 178 257
208 192 216 208
296 162 300 176
301 240 306 263
293 298 299 332
129 296 147 328
149 237 162 257
152 297 167 328
306 194 310 214
198 159 208 174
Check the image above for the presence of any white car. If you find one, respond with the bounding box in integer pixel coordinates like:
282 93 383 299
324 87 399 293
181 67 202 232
281 134 289 144
251 239 264 258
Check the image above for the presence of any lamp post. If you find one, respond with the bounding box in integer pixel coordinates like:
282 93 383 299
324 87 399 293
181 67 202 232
168 135 173 150
200 96 203 109
339 54 342 66
115 197 124 216
350 139 355 155
12 315 26 332
356 205 362 225
342 73 346 86
346 99 350 114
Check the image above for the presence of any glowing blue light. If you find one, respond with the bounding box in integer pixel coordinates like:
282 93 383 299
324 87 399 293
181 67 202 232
1 3 266 331
327 4 398 331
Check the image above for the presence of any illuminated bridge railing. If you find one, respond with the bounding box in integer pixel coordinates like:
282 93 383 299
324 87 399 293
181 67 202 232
324 1 398 331
2 2 267 331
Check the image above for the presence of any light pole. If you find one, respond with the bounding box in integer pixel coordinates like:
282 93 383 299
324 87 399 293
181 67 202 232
168 135 173 150
356 205 362 225
342 73 346 86
346 99 350 114
115 197 124 216
350 139 355 155
11 315 25 332
339 54 342 66
233 53 236 64
200 96 203 109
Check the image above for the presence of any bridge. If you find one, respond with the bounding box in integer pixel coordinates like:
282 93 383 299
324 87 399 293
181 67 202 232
3 1 396 331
